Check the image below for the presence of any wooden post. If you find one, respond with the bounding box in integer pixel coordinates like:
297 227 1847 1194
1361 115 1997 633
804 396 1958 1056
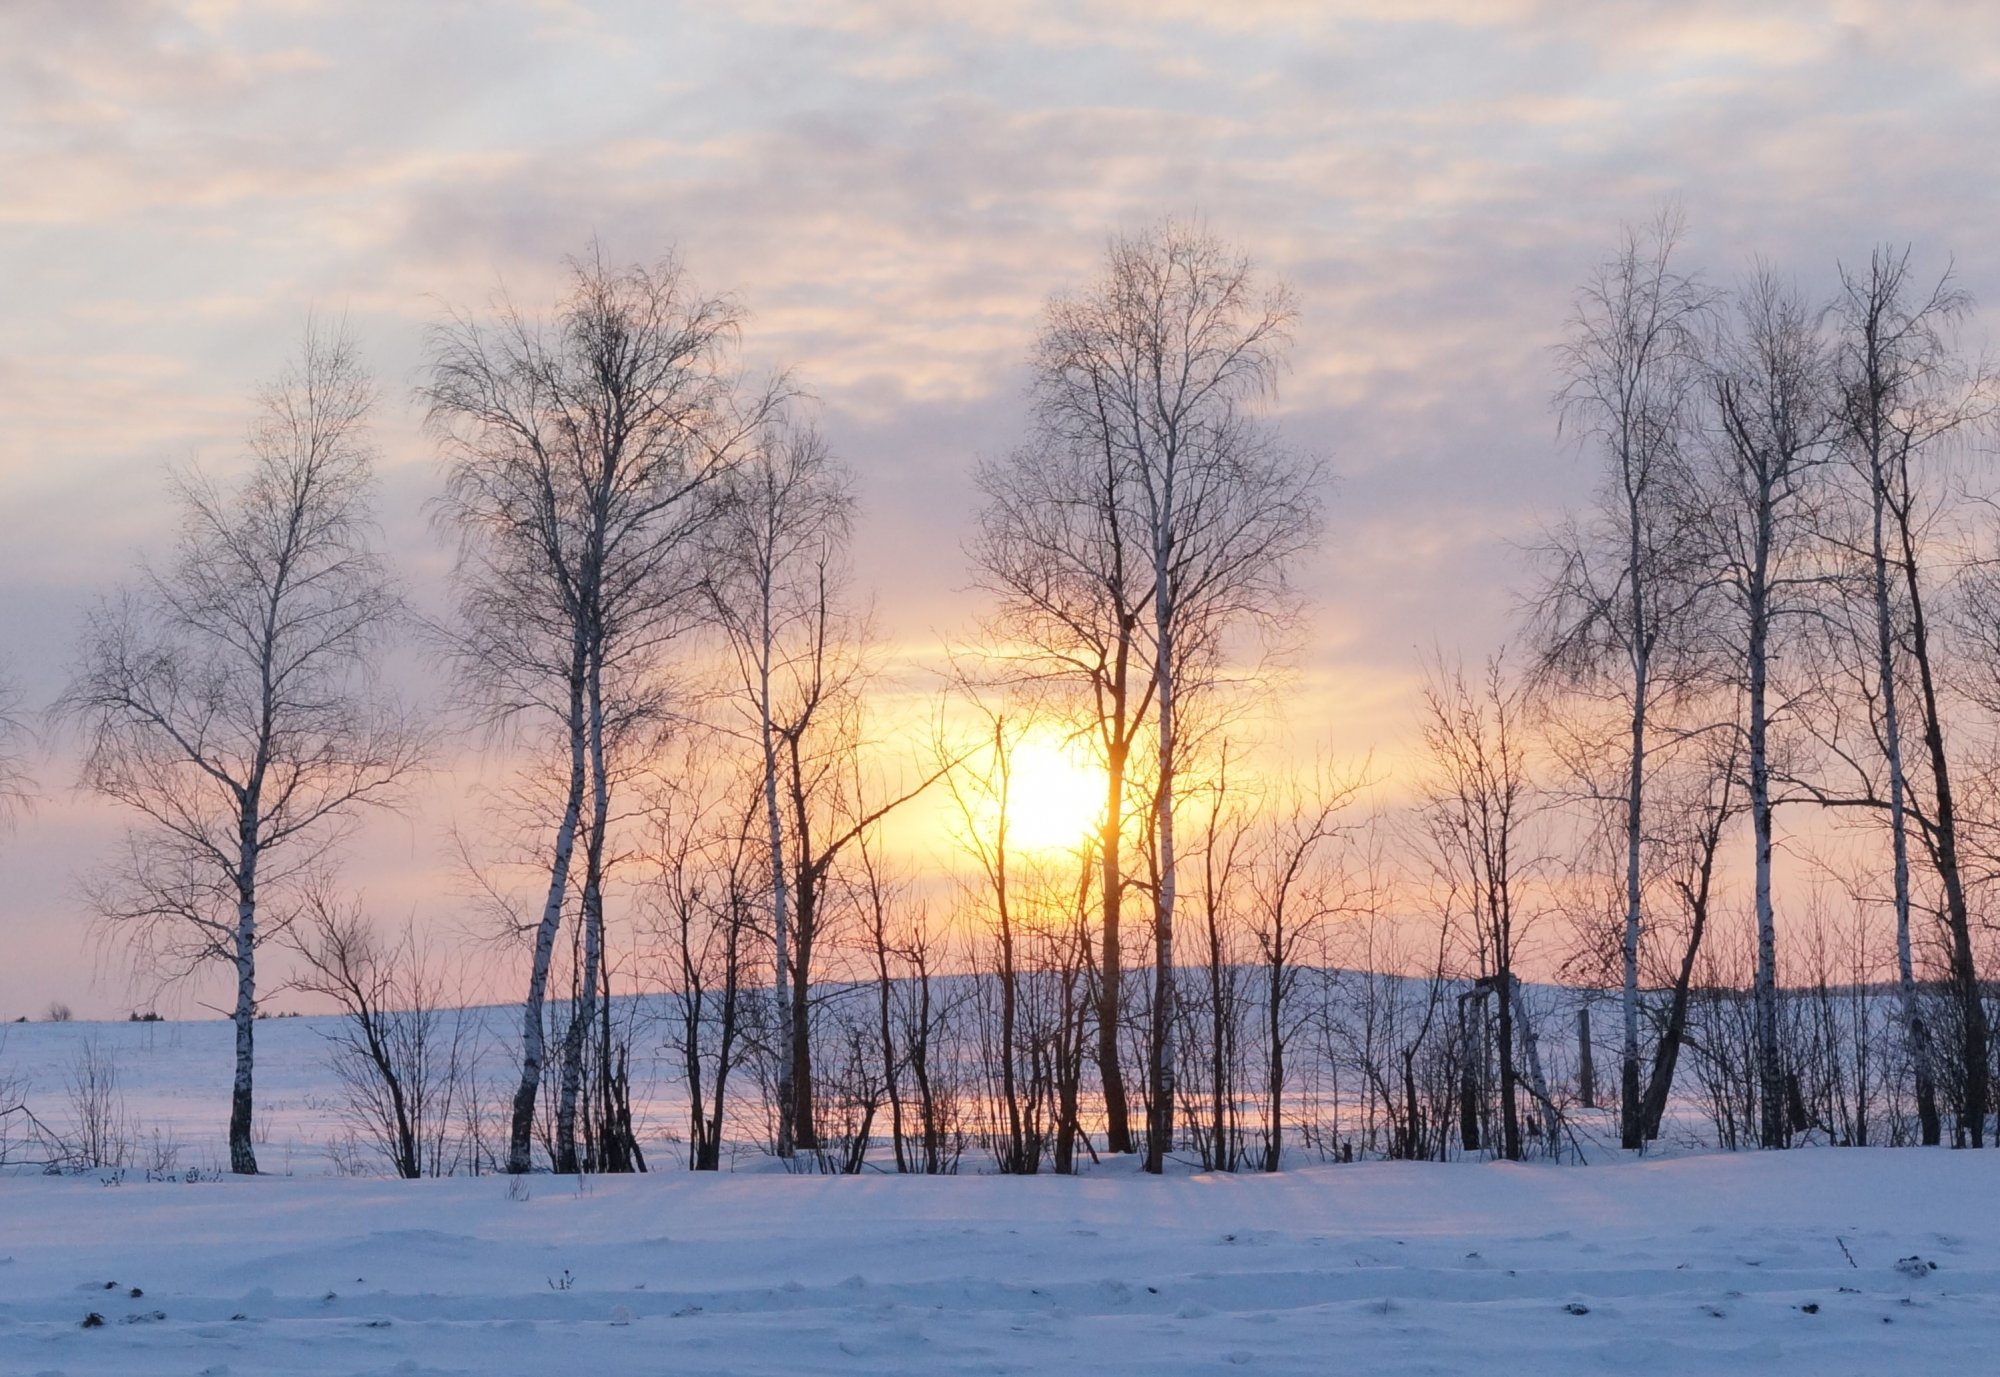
1577 1006 1596 1110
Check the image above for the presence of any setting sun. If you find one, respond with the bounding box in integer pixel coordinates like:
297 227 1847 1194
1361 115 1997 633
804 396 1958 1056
1003 730 1104 854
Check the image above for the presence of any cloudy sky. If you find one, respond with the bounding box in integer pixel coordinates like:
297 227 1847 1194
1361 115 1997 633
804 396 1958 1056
2 0 1996 1015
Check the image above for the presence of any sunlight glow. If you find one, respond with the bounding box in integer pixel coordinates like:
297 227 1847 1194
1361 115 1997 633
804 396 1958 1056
1003 730 1104 854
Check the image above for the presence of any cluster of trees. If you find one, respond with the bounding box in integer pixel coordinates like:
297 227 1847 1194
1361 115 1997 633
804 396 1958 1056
21 211 2000 1178
1530 211 2000 1153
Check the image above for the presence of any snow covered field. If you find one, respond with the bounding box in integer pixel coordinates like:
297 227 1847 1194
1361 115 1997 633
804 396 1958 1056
3 1144 1996 1374
5 1015 1998 1374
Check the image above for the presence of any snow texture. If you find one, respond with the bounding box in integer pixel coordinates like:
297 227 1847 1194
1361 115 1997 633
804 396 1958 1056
3 1018 1992 1374
2 1138 1993 1372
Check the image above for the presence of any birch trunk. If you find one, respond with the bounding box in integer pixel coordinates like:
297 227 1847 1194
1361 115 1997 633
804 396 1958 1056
507 635 589 1175
1510 976 1560 1150
1098 713 1133 1155
1620 617 1647 1151
554 641 610 1172
1867 445 1941 1145
1616 342 1658 1157
757 566 795 1159
1748 525 1786 1150
1145 513 1177 1175
1264 954 1285 1172
229 842 259 1175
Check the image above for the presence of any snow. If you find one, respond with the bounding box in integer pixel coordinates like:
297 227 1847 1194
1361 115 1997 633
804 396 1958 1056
1 1013 528 1179
3 1140 1996 1373
5 1017 1997 1373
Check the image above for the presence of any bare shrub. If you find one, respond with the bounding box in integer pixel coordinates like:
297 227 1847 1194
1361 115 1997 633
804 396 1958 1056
64 1038 131 1170
144 1126 180 1176
294 894 473 1178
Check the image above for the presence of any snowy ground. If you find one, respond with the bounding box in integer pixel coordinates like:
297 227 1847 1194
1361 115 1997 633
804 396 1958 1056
3 1015 1994 1373
3 1150 1996 1375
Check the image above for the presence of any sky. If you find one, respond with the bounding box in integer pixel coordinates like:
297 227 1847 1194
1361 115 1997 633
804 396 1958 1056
2 0 1998 1017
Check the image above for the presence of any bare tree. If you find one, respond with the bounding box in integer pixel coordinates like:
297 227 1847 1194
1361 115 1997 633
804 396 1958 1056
1248 765 1358 1171
427 247 772 1174
941 713 1028 1171
1636 720 1743 1140
0 674 33 830
61 323 420 1174
754 612 945 1156
1699 270 1838 1148
941 707 1062 1174
1327 840 1459 1163
855 831 965 1175
971 352 1155 1156
854 829 913 1172
1183 748 1253 1172
1827 247 1991 1145
643 744 757 1172
1417 655 1541 1162
1532 209 1714 1150
703 415 853 1157
1 1055 58 1169
294 892 473 1178
1026 219 1321 1173
62 1038 131 1171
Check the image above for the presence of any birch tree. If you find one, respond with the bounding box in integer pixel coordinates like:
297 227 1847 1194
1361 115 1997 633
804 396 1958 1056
705 445 941 1156
703 417 852 1157
62 323 420 1174
1701 270 1838 1149
427 248 772 1174
1827 248 1990 1145
1634 719 1742 1140
1026 219 1320 1173
971 371 1154 1155
1532 210 1713 1150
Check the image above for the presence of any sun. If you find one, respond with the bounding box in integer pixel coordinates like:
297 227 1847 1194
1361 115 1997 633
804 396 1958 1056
1003 729 1103 854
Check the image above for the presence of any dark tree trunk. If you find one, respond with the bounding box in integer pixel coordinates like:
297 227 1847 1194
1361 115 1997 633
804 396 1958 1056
1495 978 1521 1162
1098 725 1133 1155
1577 1007 1596 1111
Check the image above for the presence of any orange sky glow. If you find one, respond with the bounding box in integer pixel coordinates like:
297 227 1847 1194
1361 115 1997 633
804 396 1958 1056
3 0 1997 1014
